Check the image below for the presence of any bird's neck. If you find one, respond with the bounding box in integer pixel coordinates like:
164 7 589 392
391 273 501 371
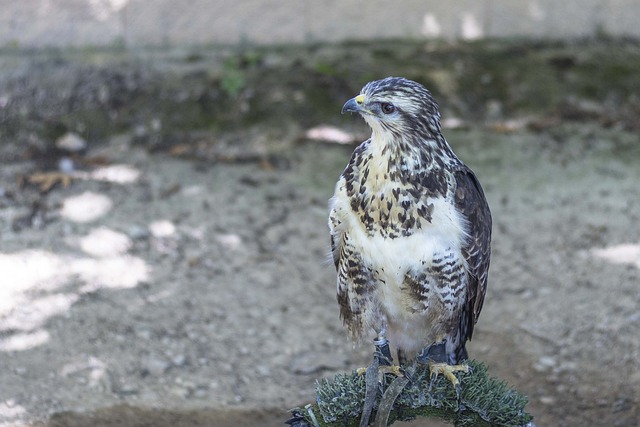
369 131 460 175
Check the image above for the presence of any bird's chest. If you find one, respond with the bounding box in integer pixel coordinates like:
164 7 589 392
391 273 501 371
349 195 464 280
339 157 468 311
347 161 452 239
349 211 465 328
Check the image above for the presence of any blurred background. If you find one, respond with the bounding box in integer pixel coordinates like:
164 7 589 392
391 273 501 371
1 1 639 426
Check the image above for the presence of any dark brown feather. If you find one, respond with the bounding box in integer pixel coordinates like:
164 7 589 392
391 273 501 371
454 167 492 343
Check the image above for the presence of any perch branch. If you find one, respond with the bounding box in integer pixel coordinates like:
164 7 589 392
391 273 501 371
287 359 534 427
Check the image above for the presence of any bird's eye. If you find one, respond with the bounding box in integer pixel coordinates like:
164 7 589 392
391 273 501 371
380 102 396 114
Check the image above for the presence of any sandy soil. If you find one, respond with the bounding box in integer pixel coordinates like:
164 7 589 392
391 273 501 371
1 46 639 427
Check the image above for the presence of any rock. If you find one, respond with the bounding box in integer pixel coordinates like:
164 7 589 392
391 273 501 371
533 355 556 372
256 365 271 377
55 132 87 152
193 388 208 398
127 225 150 240
171 354 187 367
115 383 139 396
58 157 75 173
290 351 346 375
142 357 170 376
304 125 357 144
539 395 556 405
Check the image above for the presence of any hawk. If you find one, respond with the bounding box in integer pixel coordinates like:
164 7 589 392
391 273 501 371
329 77 491 373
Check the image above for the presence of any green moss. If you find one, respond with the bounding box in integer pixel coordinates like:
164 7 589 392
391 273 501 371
5 39 640 146
295 359 533 427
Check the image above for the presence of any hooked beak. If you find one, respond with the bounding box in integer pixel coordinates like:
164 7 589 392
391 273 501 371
341 94 366 114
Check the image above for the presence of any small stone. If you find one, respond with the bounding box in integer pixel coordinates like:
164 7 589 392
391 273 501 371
143 357 170 376
135 328 152 340
193 388 208 398
58 157 75 173
56 132 87 152
533 356 556 372
290 351 346 375
117 383 139 395
539 396 556 405
127 225 150 240
169 386 189 398
172 354 187 367
256 365 271 377
216 233 242 250
304 125 356 144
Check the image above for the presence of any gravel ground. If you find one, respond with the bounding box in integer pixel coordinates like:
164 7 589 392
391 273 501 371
0 44 639 427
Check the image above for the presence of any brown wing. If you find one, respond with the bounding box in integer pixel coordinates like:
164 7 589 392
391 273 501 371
329 210 370 339
454 167 492 343
329 141 375 339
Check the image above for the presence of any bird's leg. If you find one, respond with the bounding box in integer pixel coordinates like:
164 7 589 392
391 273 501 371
417 339 469 400
373 335 403 377
358 334 404 427
356 335 402 377
358 335 383 427
370 339 413 427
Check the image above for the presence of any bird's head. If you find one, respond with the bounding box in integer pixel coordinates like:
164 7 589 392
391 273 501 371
342 77 442 141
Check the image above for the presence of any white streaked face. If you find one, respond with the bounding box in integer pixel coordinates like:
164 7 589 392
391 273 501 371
345 77 443 140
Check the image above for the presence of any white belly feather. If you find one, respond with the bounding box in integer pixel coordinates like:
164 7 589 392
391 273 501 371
337 195 469 355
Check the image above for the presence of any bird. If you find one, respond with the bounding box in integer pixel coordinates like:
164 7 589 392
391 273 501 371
329 77 492 382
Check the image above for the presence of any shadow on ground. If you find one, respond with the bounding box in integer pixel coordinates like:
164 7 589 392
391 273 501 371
48 405 285 427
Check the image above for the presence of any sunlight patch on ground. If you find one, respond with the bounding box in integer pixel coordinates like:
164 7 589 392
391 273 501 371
89 164 141 184
73 256 149 293
60 192 113 223
149 220 176 238
304 125 357 144
0 248 150 352
78 227 132 257
0 330 50 352
0 399 26 421
87 0 130 21
60 355 108 387
1 293 79 332
0 251 67 315
591 243 640 269
421 13 441 37
461 12 483 40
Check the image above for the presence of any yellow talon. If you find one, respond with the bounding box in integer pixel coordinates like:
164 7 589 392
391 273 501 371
428 362 469 387
381 365 403 377
356 365 403 377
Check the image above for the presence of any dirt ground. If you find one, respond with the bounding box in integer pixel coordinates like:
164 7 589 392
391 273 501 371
1 43 639 427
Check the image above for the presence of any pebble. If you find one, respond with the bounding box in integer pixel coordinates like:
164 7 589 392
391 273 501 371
533 355 556 372
56 132 87 152
168 386 190 398
290 351 346 375
135 328 152 340
117 383 139 395
58 157 75 173
193 388 208 398
171 354 187 367
539 395 556 405
143 357 170 376
127 225 150 240
256 365 271 377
